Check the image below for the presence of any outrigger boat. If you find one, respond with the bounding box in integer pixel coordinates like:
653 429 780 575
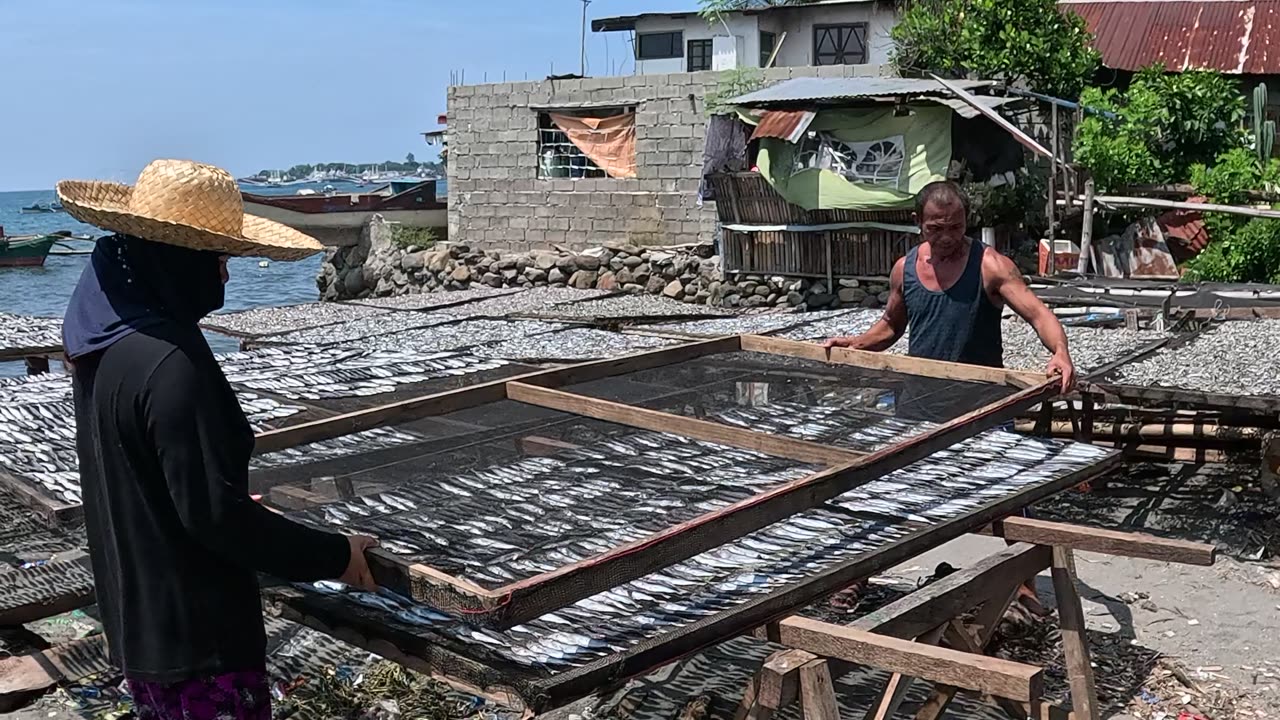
0 234 58 267
18 202 63 214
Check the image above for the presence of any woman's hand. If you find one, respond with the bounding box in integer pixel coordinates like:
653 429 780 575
338 535 380 591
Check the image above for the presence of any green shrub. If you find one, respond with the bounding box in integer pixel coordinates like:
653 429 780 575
390 225 440 250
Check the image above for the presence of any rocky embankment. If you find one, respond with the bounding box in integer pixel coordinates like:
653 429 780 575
318 219 887 310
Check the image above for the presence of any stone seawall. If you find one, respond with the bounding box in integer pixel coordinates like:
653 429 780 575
317 217 887 310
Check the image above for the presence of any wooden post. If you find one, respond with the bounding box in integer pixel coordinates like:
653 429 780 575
798 659 841 720
1076 178 1095 275
1048 103 1059 274
864 623 947 720
734 649 817 720
1051 547 1101 720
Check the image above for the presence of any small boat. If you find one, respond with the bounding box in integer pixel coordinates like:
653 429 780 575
242 180 446 245
18 202 63 214
0 234 57 267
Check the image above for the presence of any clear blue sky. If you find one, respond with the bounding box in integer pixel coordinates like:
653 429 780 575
0 0 692 191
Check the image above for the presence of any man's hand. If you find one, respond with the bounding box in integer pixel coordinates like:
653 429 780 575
822 337 854 350
338 535 380 591
1046 351 1076 394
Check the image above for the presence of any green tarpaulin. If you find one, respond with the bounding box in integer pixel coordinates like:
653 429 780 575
747 105 952 211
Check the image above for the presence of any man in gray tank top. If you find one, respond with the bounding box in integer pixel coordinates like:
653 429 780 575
824 181 1075 393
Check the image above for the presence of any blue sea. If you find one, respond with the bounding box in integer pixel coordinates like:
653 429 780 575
0 180 403 375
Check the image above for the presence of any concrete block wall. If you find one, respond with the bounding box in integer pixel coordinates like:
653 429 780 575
447 63 889 253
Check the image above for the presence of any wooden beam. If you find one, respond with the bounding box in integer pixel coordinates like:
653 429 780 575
865 624 947 720
981 517 1216 566
0 553 96 626
931 74 1053 160
0 636 112 711
506 383 862 466
1051 548 1102 720
852 543 1051 639
1090 382 1280 416
517 435 583 457
914 586 1021 720
734 649 816 720
252 336 738 454
483 378 1061 627
740 335 1045 388
772 616 1043 702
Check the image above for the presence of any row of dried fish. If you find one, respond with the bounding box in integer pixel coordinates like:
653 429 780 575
255 311 459 347
349 319 569 355
252 426 427 471
218 345 508 401
714 401 935 453
0 401 80 503
288 429 817 582
0 312 63 351
305 431 1110 670
649 310 850 339
474 328 677 362
0 373 73 406
437 287 610 319
349 287 521 311
1116 320 1280 396
202 302 388 338
526 294 733 322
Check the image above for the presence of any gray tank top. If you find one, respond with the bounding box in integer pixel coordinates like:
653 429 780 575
903 239 1004 368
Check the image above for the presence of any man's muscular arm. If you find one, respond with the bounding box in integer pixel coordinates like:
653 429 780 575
823 258 907 352
984 249 1076 392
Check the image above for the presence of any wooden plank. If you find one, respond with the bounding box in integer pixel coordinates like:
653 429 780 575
1051 547 1101 720
517 435 583 457
913 586 1023 720
740 334 1045 388
981 517 1216 566
798 659 841 720
773 616 1043 702
0 469 83 528
538 455 1118 710
253 336 738 454
0 636 112 710
1090 381 1280 416
483 378 1060 627
0 552 96 626
852 543 1051 639
506 383 863 466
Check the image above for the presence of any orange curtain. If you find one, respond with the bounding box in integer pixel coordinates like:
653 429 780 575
549 112 638 179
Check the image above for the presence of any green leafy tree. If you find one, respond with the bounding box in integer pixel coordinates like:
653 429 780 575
405 152 416 165
1183 148 1280 283
891 0 1100 98
1073 67 1247 191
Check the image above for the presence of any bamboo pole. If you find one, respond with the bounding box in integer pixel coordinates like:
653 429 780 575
1089 194 1280 219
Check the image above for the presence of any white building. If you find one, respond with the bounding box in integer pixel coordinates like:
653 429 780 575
591 0 897 76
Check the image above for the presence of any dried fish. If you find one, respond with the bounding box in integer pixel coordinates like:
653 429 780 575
438 287 611 319
650 310 845 339
0 312 62 352
349 287 522 311
475 328 677 362
202 302 389 338
525 294 734 322
1117 320 1280 396
348 319 569 355
256 311 459 347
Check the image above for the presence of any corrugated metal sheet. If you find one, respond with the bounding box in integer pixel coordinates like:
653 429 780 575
750 110 817 142
1063 0 1280 74
729 77 992 106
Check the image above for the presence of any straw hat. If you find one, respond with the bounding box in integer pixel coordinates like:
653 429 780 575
56 159 324 261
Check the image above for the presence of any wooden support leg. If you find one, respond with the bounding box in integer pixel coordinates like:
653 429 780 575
24 356 49 376
799 658 841 720
734 649 817 720
913 584 1022 720
1051 547 1101 720
864 623 947 720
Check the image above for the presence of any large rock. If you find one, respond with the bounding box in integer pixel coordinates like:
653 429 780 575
615 268 635 285
808 292 835 308
622 255 644 269
342 269 365 296
645 276 667 294
402 251 428 271
496 258 518 271
535 253 558 271
548 268 567 285
596 271 619 291
426 250 452 273
569 270 599 289
576 255 602 272
839 287 867 303
838 278 861 288
502 268 519 281
663 280 684 298
482 272 504 288
450 265 472 283
753 286 771 298
622 283 645 294
649 251 675 265
786 291 804 306
556 256 579 273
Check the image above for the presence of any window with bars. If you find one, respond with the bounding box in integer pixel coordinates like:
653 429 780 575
537 111 635 180
637 31 683 60
760 31 778 67
687 39 713 72
813 23 868 65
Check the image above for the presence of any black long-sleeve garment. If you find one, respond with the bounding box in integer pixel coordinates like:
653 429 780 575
73 327 350 682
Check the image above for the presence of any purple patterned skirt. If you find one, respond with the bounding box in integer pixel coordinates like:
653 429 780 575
128 671 270 720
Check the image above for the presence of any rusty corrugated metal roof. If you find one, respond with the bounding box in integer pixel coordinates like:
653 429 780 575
1063 0 1280 74
750 110 817 142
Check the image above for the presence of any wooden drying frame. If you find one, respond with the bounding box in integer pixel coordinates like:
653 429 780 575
254 334 1058 628
265 455 1122 714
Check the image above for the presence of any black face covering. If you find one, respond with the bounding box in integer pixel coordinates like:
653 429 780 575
63 234 225 359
